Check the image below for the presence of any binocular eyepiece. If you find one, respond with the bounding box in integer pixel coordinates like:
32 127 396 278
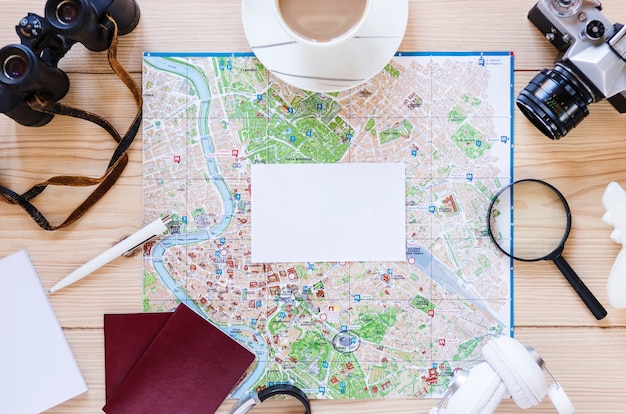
44 0 140 51
0 44 70 126
0 0 140 126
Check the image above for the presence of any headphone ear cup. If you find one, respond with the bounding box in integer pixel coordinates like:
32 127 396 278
446 362 506 414
482 336 547 409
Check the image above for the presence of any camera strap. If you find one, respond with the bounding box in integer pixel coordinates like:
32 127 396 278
0 15 141 231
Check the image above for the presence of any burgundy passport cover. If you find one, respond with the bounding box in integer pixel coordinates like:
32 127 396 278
102 304 256 414
104 311 173 400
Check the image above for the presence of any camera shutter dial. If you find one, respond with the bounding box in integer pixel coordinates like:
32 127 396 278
586 20 606 39
549 0 582 16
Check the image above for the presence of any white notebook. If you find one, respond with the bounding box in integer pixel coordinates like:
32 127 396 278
0 250 88 413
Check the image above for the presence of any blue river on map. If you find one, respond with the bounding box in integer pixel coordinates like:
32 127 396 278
144 56 505 396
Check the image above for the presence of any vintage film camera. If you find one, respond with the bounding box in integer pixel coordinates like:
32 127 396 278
516 0 626 139
0 0 140 127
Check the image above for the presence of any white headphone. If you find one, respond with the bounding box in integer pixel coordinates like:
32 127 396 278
430 336 575 414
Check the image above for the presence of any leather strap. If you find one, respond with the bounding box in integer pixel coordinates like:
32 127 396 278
0 14 141 231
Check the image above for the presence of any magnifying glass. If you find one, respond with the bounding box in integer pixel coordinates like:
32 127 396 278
487 179 607 320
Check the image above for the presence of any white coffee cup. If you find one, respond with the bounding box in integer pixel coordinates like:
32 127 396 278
242 0 408 92
273 0 372 47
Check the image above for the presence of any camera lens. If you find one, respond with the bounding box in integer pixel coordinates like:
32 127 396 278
56 0 80 25
2 55 28 81
516 64 595 139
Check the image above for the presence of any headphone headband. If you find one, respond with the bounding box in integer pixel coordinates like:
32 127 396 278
431 336 575 414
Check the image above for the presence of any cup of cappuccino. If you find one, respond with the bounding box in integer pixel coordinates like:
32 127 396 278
242 0 408 92
274 0 372 46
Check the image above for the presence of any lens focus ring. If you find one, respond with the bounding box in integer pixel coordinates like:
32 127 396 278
516 64 594 139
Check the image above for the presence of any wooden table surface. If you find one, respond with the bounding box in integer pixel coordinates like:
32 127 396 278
1 1 626 413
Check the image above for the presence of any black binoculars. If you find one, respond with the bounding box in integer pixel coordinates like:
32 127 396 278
0 0 140 127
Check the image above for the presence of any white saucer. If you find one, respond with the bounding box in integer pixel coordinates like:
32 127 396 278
242 0 409 92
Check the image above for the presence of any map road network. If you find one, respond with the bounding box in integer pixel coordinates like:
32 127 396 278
141 51 514 399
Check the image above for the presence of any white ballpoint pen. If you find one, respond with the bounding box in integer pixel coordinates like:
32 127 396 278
48 215 172 294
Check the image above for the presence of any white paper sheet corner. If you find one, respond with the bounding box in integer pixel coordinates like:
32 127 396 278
0 250 88 413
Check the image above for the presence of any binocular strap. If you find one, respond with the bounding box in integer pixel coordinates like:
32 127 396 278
0 15 141 231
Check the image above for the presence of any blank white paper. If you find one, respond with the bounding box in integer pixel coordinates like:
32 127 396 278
251 162 406 263
0 250 88 413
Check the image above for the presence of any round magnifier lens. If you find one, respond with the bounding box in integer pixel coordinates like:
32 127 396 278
488 179 570 261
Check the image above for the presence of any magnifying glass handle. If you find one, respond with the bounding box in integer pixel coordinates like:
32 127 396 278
553 255 607 320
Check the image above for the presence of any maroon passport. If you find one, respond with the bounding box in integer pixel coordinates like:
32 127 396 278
104 311 173 400
102 304 256 414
